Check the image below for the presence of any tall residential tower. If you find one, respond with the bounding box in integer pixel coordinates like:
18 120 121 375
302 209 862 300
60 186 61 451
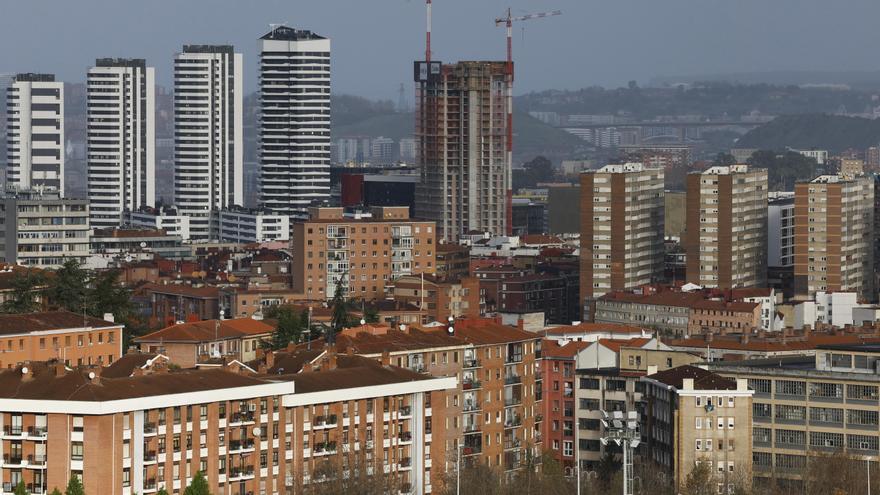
579 163 665 307
6 74 64 194
685 164 768 289
173 45 243 241
259 27 331 217
87 58 155 228
414 60 511 241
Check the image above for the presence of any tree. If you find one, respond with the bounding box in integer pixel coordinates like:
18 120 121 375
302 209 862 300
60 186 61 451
157 489 169 495
680 462 714 495
49 490 62 495
363 305 380 324
13 480 29 495
64 475 85 495
49 259 89 312
329 279 352 341
513 156 556 191
183 471 210 495
1 268 46 313
88 269 132 320
272 307 302 350
712 152 736 167
595 451 621 490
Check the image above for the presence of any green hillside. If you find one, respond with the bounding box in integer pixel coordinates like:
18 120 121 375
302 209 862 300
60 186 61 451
737 114 880 153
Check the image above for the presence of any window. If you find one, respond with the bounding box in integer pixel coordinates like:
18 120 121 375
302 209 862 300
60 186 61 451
775 405 805 422
695 417 702 429
753 427 771 445
848 409 879 426
563 441 573 457
847 384 879 402
810 382 843 400
810 431 844 449
775 429 806 447
71 442 84 461
776 380 806 397
695 439 702 451
727 417 734 429
753 403 771 419
122 468 130 487
200 405 207 420
810 406 843 424
847 434 879 452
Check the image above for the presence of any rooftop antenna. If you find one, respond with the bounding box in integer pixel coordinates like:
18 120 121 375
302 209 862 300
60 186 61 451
268 22 288 37
425 0 432 62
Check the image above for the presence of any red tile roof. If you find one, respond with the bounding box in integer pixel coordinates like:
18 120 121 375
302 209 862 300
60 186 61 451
0 311 119 336
136 318 274 343
544 322 648 336
598 338 651 353
541 340 590 359
441 318 539 345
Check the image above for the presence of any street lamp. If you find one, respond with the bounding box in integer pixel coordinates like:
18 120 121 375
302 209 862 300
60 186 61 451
456 443 465 495
599 410 640 495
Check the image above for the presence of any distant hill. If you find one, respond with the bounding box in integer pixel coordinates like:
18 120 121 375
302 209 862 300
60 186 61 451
736 114 880 153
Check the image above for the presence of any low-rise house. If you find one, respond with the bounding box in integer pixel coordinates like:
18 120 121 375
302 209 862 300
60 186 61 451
134 318 274 368
0 311 123 368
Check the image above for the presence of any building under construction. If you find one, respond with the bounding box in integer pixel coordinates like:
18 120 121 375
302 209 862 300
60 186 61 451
414 60 511 241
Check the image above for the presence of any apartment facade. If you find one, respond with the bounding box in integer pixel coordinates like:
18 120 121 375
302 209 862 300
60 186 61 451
0 354 455 495
134 318 275 368
710 346 880 489
392 274 480 323
6 74 64 194
0 311 122 369
794 175 875 301
258 27 331 217
290 207 436 301
686 165 768 289
414 61 510 240
641 366 754 490
87 58 156 228
579 163 665 307
173 45 244 242
767 193 795 268
0 191 90 268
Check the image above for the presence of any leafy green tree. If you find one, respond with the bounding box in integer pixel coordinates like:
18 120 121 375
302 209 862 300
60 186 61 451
272 307 302 350
1 268 46 313
596 451 621 490
88 269 132 320
680 462 714 495
712 152 736 166
364 305 380 324
49 489 62 495
64 475 85 495
13 480 29 495
49 259 89 312
329 279 352 342
183 471 211 495
156 489 169 495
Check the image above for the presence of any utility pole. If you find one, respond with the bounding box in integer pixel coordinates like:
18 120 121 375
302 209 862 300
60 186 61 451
600 410 640 495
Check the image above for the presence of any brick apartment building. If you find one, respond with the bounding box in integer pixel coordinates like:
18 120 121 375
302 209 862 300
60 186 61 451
0 353 455 495
143 283 220 326
392 274 480 323
291 207 436 301
0 312 122 369
134 319 275 368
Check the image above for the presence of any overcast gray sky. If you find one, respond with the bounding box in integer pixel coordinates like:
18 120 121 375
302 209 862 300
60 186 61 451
2 0 880 100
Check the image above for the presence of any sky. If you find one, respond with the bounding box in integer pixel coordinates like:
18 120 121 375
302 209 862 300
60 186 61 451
2 0 880 101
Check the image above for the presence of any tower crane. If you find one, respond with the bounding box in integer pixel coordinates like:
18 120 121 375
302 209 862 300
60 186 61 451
494 9 561 234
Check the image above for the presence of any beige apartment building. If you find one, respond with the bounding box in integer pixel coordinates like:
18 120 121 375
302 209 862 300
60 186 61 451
686 165 768 289
641 366 754 491
710 345 880 490
0 352 455 495
794 175 874 301
291 207 436 301
579 163 665 307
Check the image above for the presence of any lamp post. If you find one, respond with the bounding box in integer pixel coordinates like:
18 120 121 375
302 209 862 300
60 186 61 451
456 443 464 495
600 410 640 495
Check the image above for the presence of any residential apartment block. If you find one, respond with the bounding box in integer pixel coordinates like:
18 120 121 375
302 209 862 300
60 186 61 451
686 165 768 289
0 311 122 369
291 207 436 301
6 74 64 194
579 163 665 307
0 353 454 495
641 366 754 490
767 193 795 268
0 190 90 268
134 318 275 368
392 274 480 323
794 175 874 301
87 58 155 228
173 45 243 241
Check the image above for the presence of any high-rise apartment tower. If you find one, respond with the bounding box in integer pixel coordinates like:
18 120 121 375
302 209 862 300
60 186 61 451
6 74 64 194
258 27 331 217
173 45 243 241
87 58 155 228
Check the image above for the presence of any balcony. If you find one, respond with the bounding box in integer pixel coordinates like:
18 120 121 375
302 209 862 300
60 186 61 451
463 423 481 434
399 457 412 468
313 441 338 455
144 450 158 463
143 479 157 491
313 414 338 428
463 401 481 413
463 358 481 369
229 439 255 452
462 379 482 390
504 375 522 385
228 466 255 480
2 455 23 465
143 422 157 435
26 426 47 439
462 443 483 456
399 406 412 417
504 416 522 428
398 432 412 443
504 439 522 450
230 412 255 425
504 396 523 407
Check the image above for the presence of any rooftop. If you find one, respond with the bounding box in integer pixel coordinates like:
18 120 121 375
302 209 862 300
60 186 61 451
647 365 738 391
439 318 539 345
0 311 118 336
261 26 327 42
544 322 649 336
136 318 274 343
142 283 219 299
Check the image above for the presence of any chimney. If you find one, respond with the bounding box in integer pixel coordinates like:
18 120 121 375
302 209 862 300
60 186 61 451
326 352 338 370
647 364 658 376
682 378 694 391
345 345 355 355
380 350 391 367
517 318 525 330
704 332 714 343
53 362 67 377
740 333 749 345
265 351 275 369
103 313 115 323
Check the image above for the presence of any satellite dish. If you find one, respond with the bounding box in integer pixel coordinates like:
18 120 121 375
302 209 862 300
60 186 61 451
140 241 147 248
360 319 366 325
252 427 262 436
20 367 28 375
88 372 96 380
125 255 133 263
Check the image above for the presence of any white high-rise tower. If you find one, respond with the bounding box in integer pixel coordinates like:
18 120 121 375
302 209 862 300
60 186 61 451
173 45 243 241
87 58 156 228
258 27 330 217
6 74 64 194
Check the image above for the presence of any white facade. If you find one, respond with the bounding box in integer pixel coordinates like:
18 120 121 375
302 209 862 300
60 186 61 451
125 207 192 241
174 45 243 241
216 209 290 243
0 191 90 268
259 27 331 216
6 74 65 194
794 291 861 329
793 149 828 165
767 193 794 267
87 59 156 228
